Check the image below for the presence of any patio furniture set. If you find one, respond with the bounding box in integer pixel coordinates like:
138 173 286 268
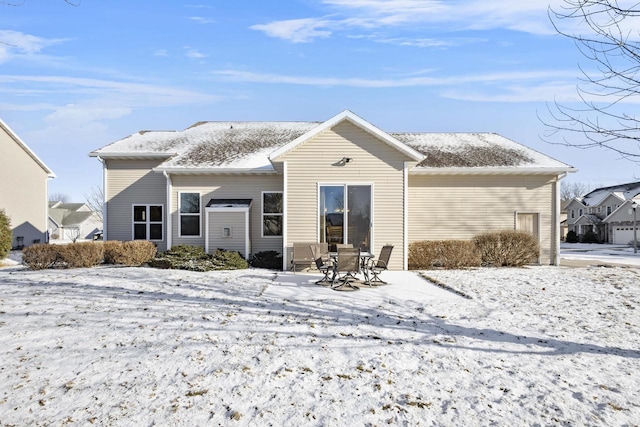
293 242 393 291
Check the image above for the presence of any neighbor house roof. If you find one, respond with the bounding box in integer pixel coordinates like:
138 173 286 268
49 203 96 227
89 110 575 175
580 181 640 207
1 118 56 178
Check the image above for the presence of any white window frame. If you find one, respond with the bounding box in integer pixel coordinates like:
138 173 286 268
317 182 374 253
132 204 164 241
178 191 202 238
262 191 283 238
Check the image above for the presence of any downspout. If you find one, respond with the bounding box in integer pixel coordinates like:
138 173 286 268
282 161 288 271
163 171 172 250
45 176 53 243
97 156 107 241
554 172 568 266
403 161 409 270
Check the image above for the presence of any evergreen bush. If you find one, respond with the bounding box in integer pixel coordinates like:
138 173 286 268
580 229 600 243
149 245 248 271
249 250 283 269
0 209 11 259
565 230 579 243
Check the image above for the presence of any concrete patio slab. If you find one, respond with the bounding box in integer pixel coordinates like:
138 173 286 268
264 270 465 304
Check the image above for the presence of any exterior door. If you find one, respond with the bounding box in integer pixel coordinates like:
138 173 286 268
319 184 371 252
517 212 540 262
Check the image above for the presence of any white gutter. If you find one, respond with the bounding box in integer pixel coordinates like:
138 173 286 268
163 171 172 250
153 167 278 175
410 167 578 175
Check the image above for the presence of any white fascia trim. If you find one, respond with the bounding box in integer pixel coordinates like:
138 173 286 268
205 207 252 213
153 167 277 175
269 110 425 162
410 167 578 175
89 152 174 159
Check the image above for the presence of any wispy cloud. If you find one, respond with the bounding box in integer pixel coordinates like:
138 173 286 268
189 16 216 24
185 47 207 59
250 18 333 43
212 68 575 89
0 74 221 138
0 30 67 63
250 0 566 43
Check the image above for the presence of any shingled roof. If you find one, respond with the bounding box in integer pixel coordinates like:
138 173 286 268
90 114 573 174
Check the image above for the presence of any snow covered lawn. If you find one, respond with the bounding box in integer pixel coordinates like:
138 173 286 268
1 264 639 425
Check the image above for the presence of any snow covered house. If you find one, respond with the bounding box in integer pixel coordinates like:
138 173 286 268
90 110 575 269
0 118 55 248
566 181 640 244
48 201 102 241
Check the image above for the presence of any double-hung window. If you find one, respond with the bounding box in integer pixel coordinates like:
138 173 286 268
133 205 163 241
262 192 283 237
179 192 201 237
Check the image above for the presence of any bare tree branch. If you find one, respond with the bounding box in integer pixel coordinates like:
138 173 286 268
542 0 640 160
84 186 104 222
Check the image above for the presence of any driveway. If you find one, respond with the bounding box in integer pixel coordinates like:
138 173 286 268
561 243 640 268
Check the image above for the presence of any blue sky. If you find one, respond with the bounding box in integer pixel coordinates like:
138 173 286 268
1 0 637 201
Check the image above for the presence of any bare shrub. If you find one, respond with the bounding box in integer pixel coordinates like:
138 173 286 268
102 241 123 264
116 241 157 266
56 242 104 268
102 240 157 266
22 244 59 270
473 230 539 267
408 240 481 270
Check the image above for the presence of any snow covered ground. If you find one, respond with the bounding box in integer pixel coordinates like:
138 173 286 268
1 253 639 425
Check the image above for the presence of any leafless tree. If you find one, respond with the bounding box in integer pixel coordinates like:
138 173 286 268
49 192 71 203
561 181 592 207
543 0 640 160
84 186 104 222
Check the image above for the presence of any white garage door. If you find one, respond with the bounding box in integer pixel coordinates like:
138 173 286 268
612 227 638 245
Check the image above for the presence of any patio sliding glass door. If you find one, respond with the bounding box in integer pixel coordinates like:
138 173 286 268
319 184 371 253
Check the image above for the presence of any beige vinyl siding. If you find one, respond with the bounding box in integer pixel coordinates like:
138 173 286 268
104 159 168 250
276 121 408 270
170 174 283 254
0 128 49 246
408 174 556 264
207 211 248 256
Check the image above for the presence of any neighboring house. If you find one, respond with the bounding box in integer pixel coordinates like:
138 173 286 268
566 181 640 244
48 201 103 241
89 110 575 269
0 118 55 248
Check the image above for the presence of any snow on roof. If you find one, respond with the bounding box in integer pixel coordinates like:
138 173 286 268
91 120 572 172
91 121 320 170
392 132 568 169
581 181 640 206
